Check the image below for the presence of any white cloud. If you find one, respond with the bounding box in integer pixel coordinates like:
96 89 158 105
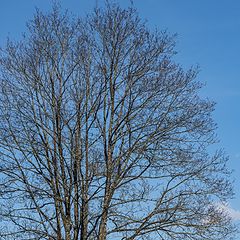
216 202 240 221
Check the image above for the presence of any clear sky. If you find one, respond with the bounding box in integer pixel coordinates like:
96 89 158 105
0 0 240 237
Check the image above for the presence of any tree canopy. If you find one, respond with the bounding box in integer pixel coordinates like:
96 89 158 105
0 3 235 240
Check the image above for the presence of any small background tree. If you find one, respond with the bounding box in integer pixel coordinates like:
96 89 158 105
0 3 235 240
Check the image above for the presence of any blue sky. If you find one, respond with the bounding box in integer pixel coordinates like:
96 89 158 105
0 0 240 236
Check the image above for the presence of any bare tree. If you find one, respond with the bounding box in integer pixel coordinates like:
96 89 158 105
0 3 235 240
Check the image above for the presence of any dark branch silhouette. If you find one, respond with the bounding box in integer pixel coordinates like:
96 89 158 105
0 3 235 240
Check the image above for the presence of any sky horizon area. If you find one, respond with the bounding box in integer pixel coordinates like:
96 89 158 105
0 0 240 238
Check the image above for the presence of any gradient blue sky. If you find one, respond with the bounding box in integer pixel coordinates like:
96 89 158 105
0 0 240 236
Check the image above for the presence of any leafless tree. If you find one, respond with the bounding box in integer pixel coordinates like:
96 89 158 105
0 3 235 240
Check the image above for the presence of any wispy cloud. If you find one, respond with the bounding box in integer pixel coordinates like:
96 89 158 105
216 202 240 221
